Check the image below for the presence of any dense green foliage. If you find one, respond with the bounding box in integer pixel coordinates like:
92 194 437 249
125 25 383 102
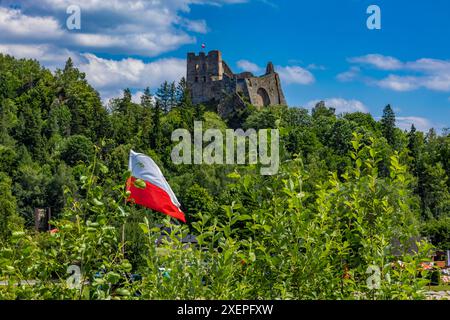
0 54 449 299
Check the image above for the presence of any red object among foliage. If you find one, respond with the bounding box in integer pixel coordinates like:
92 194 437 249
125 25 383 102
127 177 186 223
127 150 186 223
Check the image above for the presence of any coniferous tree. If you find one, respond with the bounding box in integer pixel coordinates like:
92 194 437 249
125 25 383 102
312 101 336 119
15 102 45 160
0 99 18 145
156 81 171 113
47 98 72 138
407 124 422 176
118 88 133 114
55 58 108 141
151 100 163 152
141 87 154 148
141 87 153 110
426 128 437 143
408 124 417 151
408 124 417 169
381 104 396 146
169 82 177 110
176 77 191 106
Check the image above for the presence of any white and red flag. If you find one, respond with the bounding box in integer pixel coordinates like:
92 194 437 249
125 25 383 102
126 150 186 223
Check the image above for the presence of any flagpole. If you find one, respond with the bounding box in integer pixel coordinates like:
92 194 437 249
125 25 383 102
121 221 126 256
122 184 127 257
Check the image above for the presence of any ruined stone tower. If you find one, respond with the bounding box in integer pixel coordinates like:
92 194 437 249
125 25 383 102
186 50 286 117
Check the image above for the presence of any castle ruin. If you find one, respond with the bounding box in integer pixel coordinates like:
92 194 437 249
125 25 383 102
186 50 286 117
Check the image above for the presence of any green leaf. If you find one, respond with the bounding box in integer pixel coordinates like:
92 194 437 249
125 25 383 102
98 163 109 174
121 260 132 272
92 198 104 207
116 288 131 296
106 272 121 284
87 221 99 228
11 231 25 238
156 248 169 257
238 214 252 221
122 171 131 181
118 206 127 217
227 172 241 179
139 223 149 234
133 179 146 189
356 158 362 168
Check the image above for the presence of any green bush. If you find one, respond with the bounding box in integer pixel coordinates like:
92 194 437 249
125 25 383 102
0 134 432 300
60 135 95 166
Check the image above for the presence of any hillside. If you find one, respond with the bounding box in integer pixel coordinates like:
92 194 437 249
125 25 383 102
0 54 449 299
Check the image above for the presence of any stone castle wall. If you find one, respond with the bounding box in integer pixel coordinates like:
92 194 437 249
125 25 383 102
186 50 286 115
186 51 224 105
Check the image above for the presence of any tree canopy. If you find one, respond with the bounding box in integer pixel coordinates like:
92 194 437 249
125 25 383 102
0 54 448 299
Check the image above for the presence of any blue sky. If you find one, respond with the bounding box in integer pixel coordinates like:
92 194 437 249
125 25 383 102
0 0 449 131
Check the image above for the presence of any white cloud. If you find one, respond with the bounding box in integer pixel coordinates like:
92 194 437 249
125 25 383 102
305 98 368 114
349 54 403 71
79 54 186 92
376 75 420 92
131 91 145 104
0 7 63 41
375 73 450 92
406 58 450 74
396 116 434 132
345 54 450 93
424 75 450 91
0 43 79 70
0 1 243 56
236 60 315 85
306 64 326 71
197 0 249 5
277 65 315 85
72 34 126 49
72 32 194 57
337 66 361 82
237 60 263 74
101 89 124 105
181 18 208 34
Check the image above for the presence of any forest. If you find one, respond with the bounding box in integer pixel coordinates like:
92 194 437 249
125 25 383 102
0 53 449 299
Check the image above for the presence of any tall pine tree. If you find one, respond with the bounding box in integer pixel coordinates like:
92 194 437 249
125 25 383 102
176 77 192 108
381 104 396 146
151 100 163 152
156 81 171 113
140 87 154 148
407 124 422 176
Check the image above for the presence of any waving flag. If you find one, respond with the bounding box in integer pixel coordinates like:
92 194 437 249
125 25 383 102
126 150 186 223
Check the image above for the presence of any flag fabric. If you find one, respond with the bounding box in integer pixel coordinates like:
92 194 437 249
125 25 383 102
126 150 186 223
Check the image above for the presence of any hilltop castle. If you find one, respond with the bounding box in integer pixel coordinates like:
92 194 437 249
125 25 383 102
186 50 286 117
